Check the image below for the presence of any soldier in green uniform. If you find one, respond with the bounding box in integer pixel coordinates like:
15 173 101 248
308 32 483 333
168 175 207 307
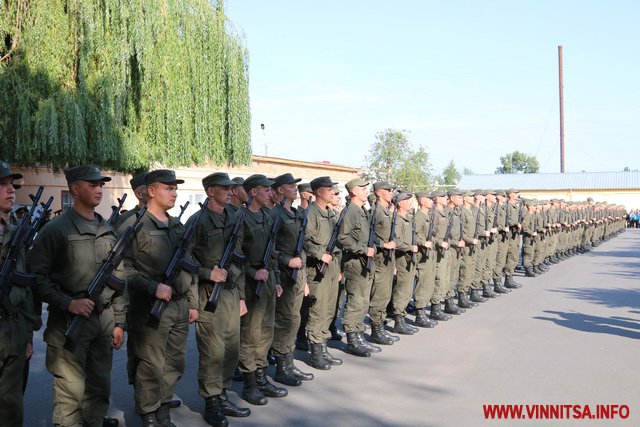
0 162 38 427
429 190 453 321
458 191 480 308
368 182 400 345
270 173 314 385
503 189 523 289
304 176 343 370
295 182 313 352
188 172 250 427
338 177 380 357
120 169 197 426
521 200 538 277
30 165 125 427
228 177 247 214
443 189 465 316
234 174 287 405
470 190 492 301
114 172 148 228
412 192 438 327
390 192 419 333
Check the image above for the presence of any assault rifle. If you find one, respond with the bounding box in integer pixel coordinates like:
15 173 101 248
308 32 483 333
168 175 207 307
411 209 417 264
107 193 127 225
204 198 252 313
425 206 436 257
177 201 189 221
292 197 311 281
255 196 286 298
148 201 203 326
319 199 350 276
64 205 147 350
24 194 54 245
386 201 398 263
365 199 378 272
441 208 454 251
0 187 43 316
470 206 482 255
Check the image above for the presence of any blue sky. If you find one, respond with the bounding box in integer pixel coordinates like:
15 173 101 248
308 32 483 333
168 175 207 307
225 0 640 175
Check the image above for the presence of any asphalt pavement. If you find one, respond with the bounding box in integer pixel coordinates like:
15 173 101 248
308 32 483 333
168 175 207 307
24 229 640 426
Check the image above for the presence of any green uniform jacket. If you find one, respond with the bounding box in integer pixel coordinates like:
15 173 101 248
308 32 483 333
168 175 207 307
394 213 413 254
304 203 340 263
338 202 370 257
233 207 280 286
274 205 307 275
433 207 450 247
30 209 127 330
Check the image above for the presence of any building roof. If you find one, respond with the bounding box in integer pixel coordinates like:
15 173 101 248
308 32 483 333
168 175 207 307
458 171 640 191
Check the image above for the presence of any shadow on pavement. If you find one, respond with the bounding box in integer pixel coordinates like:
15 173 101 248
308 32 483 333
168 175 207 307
533 310 640 340
549 287 640 310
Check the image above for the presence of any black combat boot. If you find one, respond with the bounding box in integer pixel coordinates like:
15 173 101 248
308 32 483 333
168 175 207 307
393 315 415 335
414 308 437 327
219 390 251 417
204 396 229 427
155 403 176 427
256 368 288 397
309 343 331 370
369 322 395 345
504 276 522 289
274 354 302 386
287 353 314 381
241 371 268 405
103 417 119 427
458 292 477 308
321 342 343 365
444 298 465 314
483 283 498 298
430 303 451 320
357 332 382 353
382 327 401 341
470 289 488 303
524 266 536 277
141 413 157 427
493 278 511 294
346 332 371 357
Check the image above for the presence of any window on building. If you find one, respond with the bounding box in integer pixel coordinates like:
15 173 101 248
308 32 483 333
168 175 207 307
61 190 73 213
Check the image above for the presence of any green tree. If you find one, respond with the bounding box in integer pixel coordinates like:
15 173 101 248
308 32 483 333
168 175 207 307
440 160 461 186
0 0 251 172
495 151 540 174
463 167 474 175
364 129 434 192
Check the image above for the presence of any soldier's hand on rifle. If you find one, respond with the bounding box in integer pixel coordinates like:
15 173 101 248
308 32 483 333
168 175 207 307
491 227 498 234
254 269 269 282
517 224 522 231
155 283 172 302
240 299 248 316
411 245 418 253
25 342 33 359
68 298 95 318
441 241 449 250
321 253 333 264
112 327 124 350
457 240 465 248
484 230 490 238
304 283 310 297
367 247 375 257
424 241 433 249
503 226 509 232
383 241 396 250
210 266 228 283
275 284 283 297
288 257 303 269
188 309 198 324
472 238 478 245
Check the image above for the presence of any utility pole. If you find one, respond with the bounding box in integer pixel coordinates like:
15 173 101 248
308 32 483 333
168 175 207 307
558 45 565 173
260 123 268 156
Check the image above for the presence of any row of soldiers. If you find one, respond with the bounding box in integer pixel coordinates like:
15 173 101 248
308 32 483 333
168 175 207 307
0 161 626 427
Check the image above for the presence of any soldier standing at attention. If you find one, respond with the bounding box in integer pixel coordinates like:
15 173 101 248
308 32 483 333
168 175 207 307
470 191 492 301
188 172 250 427
368 182 399 345
114 172 148 228
443 189 465 316
390 192 419 334
429 190 453 321
30 165 125 427
120 169 198 427
295 182 313 352
235 175 287 406
0 162 38 427
228 177 247 214
304 176 343 370
503 189 523 289
270 173 314 385
338 178 380 357
457 191 480 308
412 192 438 328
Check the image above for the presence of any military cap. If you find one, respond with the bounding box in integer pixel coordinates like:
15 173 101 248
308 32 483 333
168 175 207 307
129 173 147 190
145 169 184 185
486 189 497 195
244 174 275 192
587 197 594 202
474 189 487 196
506 188 519 195
495 190 506 197
231 177 245 186
310 176 337 191
297 182 312 193
447 188 463 196
415 191 430 199
332 184 340 194
202 172 235 189
273 173 301 188
0 161 23 181
345 177 369 192
65 164 111 185
431 189 446 198
463 190 475 197
394 191 413 203
373 181 393 191
367 193 376 205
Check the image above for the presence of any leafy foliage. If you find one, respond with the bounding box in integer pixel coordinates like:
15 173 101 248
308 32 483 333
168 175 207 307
0 0 251 171
439 160 461 186
364 129 434 192
495 151 540 174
